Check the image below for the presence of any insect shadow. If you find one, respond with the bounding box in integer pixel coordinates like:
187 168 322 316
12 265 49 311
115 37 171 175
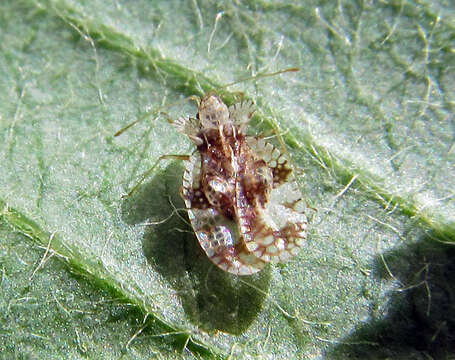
121 161 272 335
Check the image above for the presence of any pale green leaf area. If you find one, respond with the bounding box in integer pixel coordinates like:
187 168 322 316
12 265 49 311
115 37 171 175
0 0 454 359
0 223 186 359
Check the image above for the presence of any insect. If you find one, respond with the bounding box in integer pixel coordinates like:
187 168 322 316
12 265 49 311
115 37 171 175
116 68 308 275
174 94 308 275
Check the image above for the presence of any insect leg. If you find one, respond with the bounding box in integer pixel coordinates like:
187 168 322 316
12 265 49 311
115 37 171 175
123 154 190 198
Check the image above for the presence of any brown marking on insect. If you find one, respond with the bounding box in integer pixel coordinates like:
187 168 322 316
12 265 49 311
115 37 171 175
245 137 293 187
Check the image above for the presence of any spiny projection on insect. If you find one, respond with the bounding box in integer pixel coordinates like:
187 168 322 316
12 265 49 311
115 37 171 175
116 68 308 275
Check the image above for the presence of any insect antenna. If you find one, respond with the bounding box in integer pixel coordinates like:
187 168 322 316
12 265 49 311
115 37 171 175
115 68 298 137
218 67 299 90
114 96 198 137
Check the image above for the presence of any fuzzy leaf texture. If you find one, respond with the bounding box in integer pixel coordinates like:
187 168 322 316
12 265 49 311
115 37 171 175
0 0 454 359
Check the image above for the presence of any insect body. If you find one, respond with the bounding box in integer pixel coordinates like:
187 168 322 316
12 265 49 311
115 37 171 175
176 94 308 275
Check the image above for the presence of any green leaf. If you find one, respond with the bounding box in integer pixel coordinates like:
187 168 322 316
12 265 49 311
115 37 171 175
1 0 454 358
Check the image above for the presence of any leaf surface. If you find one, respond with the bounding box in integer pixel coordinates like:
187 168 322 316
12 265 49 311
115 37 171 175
1 0 454 358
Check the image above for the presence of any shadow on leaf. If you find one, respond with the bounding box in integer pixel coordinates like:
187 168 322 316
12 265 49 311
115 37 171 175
328 232 455 359
121 161 271 335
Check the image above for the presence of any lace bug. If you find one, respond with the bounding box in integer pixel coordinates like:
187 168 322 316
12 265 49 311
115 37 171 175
176 94 308 275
